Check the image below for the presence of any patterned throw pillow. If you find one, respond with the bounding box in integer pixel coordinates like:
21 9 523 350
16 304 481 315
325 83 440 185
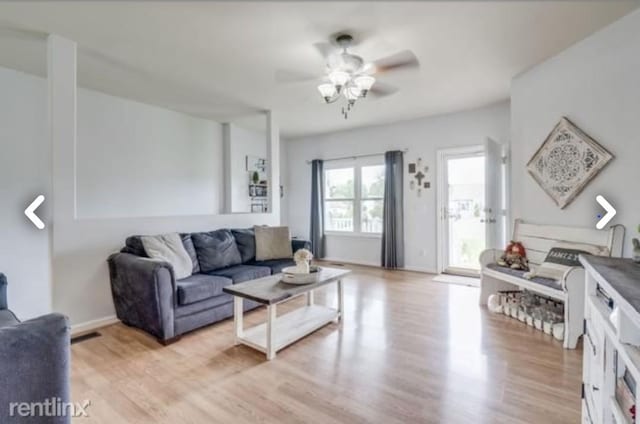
524 242 609 281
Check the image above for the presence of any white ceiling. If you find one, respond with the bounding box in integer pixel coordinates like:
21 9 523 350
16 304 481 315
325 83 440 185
0 1 637 138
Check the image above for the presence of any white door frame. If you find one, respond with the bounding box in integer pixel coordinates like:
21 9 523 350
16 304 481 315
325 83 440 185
436 145 485 275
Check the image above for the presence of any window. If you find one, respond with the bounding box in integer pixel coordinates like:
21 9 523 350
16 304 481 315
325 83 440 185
324 168 355 232
324 162 385 234
360 165 385 233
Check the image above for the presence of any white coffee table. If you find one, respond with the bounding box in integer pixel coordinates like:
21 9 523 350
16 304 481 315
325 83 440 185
223 267 350 360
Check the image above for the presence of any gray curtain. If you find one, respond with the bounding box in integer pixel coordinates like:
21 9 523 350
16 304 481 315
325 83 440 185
381 151 404 268
310 159 325 258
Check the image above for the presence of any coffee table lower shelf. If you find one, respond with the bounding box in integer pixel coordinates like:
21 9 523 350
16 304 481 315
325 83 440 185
234 302 340 360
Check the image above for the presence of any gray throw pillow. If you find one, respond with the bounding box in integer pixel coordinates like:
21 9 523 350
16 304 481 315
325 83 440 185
192 229 242 272
254 226 293 261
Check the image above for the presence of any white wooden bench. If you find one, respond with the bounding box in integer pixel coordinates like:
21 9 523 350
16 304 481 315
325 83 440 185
479 219 624 349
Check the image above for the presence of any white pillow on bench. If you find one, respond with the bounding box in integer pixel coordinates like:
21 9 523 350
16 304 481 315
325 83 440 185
524 241 609 281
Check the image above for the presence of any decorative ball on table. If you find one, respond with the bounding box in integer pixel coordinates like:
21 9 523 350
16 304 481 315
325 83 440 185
293 248 313 274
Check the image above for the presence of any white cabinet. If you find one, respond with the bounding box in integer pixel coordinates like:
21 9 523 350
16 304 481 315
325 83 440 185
581 256 640 424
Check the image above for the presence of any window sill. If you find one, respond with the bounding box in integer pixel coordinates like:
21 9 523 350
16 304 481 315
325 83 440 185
324 231 382 239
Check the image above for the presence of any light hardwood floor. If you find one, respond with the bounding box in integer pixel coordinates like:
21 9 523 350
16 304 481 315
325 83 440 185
71 264 583 423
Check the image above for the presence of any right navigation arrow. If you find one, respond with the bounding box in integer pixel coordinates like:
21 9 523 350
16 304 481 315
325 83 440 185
596 195 616 230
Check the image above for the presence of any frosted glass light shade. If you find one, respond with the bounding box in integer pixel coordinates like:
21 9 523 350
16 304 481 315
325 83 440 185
328 71 349 87
354 75 375 91
317 83 337 100
345 87 361 100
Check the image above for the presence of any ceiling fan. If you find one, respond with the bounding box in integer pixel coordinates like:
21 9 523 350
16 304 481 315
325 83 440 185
281 32 420 119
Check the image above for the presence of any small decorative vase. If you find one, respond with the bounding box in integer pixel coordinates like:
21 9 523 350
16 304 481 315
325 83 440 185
534 318 543 330
633 238 640 264
487 294 503 314
295 260 310 274
552 323 565 341
518 309 527 322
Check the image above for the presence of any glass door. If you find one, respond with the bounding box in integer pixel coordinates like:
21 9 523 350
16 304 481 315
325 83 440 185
438 146 486 276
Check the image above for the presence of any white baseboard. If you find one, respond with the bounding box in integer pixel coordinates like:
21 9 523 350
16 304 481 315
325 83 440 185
320 257 380 268
320 257 438 275
402 265 438 275
71 315 119 337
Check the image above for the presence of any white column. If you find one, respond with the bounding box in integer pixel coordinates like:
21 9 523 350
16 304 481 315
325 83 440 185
48 34 77 314
266 110 280 220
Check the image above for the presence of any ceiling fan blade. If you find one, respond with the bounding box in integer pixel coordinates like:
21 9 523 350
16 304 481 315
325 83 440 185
274 69 319 84
368 81 399 98
371 50 419 74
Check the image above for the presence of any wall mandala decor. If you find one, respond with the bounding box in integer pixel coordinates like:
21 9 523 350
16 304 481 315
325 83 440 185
527 117 613 209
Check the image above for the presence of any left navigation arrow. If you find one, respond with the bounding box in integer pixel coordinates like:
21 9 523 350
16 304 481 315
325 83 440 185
25 195 45 229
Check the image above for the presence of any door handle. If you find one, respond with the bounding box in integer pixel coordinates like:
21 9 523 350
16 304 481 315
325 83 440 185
480 219 496 224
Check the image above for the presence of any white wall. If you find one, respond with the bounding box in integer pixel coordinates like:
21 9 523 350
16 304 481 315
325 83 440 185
284 102 510 272
0 63 280 327
511 9 640 256
76 90 223 218
0 67 51 319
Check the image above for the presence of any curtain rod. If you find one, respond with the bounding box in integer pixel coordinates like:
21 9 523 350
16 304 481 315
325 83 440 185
305 148 408 164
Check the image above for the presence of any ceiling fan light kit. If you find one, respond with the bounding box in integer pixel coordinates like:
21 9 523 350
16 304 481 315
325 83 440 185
311 32 419 120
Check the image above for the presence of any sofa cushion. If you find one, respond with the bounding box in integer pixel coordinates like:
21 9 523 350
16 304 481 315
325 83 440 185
486 263 560 290
141 233 193 280
231 228 256 263
0 309 20 328
209 264 271 284
254 226 293 261
192 230 242 273
122 236 148 257
176 274 233 305
249 258 295 274
122 234 200 275
180 233 201 274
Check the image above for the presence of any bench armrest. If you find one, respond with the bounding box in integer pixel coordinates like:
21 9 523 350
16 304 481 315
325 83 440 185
562 266 586 292
479 249 502 269
107 253 176 340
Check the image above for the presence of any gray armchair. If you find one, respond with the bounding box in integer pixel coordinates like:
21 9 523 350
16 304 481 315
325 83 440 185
0 273 71 424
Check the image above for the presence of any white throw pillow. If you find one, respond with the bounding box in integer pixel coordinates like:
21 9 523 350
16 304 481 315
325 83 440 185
524 241 609 281
141 233 193 280
254 226 293 261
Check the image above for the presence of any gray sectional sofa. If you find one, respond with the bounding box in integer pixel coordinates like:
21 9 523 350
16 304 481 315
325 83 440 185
0 273 71 424
108 228 310 344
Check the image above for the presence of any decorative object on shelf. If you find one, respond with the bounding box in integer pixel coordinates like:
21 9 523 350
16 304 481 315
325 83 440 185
246 155 267 173
252 171 260 185
633 237 640 264
527 117 613 209
293 248 313 274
